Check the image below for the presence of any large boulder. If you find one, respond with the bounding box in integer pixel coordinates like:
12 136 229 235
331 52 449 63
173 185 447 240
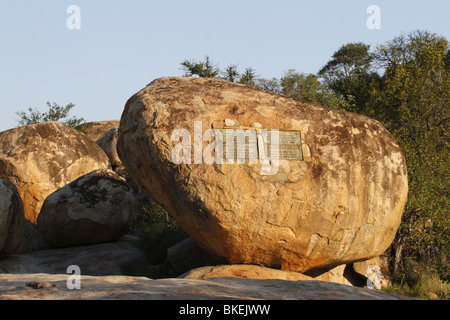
37 169 135 247
0 180 25 258
0 122 111 223
117 77 408 273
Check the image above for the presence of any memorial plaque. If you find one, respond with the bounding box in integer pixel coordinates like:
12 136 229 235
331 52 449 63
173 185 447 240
218 129 258 162
266 130 303 161
216 128 303 162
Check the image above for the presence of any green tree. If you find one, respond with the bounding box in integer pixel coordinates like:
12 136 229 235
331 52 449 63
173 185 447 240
371 30 450 281
16 101 86 131
238 67 258 86
180 56 220 78
280 70 346 109
221 64 240 82
318 42 380 114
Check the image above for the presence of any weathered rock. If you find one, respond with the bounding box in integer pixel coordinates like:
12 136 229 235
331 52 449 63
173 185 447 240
0 235 146 275
96 127 122 169
179 264 314 281
161 237 225 277
83 120 120 142
37 169 134 247
0 122 111 223
352 256 391 289
117 77 408 273
304 264 354 286
0 180 25 258
0 273 415 300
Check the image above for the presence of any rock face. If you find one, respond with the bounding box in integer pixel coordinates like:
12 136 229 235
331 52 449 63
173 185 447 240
0 122 111 223
161 237 224 277
37 169 134 247
0 180 25 258
0 235 145 275
117 77 408 273
0 273 415 300
83 120 120 142
179 264 314 281
96 127 122 169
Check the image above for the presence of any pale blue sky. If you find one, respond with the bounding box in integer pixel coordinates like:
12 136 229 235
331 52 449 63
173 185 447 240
1 0 449 132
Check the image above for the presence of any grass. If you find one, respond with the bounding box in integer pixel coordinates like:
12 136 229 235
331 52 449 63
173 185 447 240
123 195 189 278
383 264 450 300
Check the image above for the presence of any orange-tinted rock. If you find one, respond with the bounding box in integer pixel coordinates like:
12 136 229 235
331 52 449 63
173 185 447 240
117 77 408 273
37 169 134 247
0 122 111 223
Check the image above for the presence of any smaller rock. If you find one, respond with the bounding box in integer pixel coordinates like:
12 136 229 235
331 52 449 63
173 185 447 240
96 127 122 170
37 169 135 247
83 120 120 142
0 179 25 258
26 281 55 289
353 256 391 289
179 264 314 281
161 237 224 277
224 118 240 127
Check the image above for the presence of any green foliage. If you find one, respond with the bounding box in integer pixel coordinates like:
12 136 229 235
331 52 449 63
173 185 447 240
16 101 86 131
318 42 381 114
130 197 188 265
384 262 450 300
180 56 220 78
370 31 450 281
238 67 258 86
280 69 347 109
320 32 449 286
221 64 240 82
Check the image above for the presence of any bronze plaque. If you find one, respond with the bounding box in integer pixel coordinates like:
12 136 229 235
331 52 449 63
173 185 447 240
216 129 303 161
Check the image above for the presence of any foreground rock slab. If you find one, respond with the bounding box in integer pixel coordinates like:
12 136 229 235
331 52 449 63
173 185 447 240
0 235 146 275
0 273 414 300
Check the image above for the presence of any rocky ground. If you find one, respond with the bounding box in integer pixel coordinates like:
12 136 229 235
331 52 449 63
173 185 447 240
0 272 414 300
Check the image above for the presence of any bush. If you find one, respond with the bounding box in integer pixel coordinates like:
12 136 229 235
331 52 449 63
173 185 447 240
385 260 450 300
129 196 188 265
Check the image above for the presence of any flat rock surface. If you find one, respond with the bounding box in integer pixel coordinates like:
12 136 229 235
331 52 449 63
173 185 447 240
0 235 146 275
0 273 414 300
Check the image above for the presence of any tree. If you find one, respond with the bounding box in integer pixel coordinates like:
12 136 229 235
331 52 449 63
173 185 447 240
180 56 220 78
280 70 346 109
318 42 380 114
16 101 86 131
221 64 240 82
238 67 258 86
254 77 282 94
370 30 450 280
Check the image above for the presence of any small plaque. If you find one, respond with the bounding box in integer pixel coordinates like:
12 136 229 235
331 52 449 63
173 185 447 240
266 130 303 161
